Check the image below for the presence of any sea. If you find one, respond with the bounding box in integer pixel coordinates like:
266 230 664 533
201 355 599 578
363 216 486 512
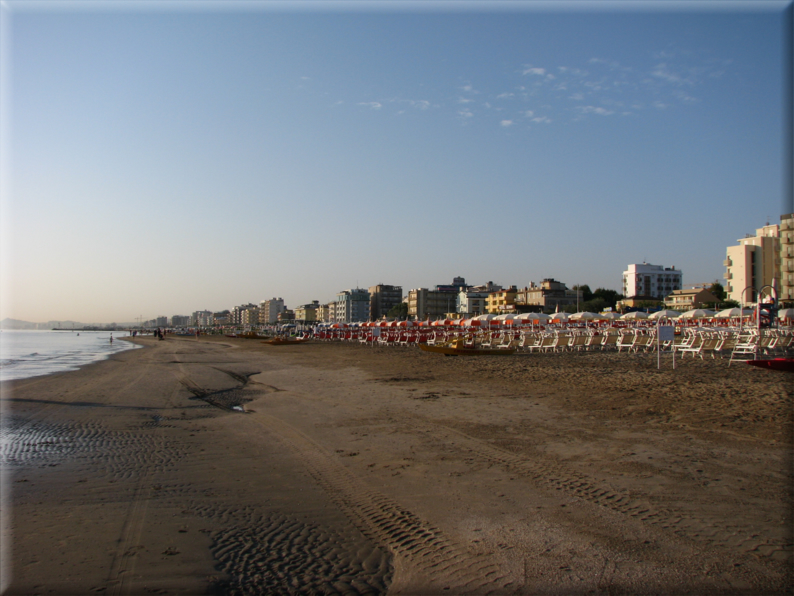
0 330 142 382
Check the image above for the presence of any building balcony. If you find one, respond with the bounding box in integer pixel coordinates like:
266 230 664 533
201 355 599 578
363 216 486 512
723 258 732 267
724 272 732 280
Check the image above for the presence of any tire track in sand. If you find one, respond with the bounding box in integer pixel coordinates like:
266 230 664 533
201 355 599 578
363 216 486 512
247 410 515 594
400 414 792 563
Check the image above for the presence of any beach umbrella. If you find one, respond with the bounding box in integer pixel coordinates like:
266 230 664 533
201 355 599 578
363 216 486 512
549 312 570 322
600 312 622 321
397 320 415 327
517 312 550 321
569 312 604 321
431 319 452 326
714 308 753 319
677 309 716 319
620 311 649 320
648 310 681 320
777 308 794 322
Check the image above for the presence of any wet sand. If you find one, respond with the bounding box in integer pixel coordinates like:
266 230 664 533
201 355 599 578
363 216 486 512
1 335 791 594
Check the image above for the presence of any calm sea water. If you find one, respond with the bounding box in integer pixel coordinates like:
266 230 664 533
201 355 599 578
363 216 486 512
0 330 142 382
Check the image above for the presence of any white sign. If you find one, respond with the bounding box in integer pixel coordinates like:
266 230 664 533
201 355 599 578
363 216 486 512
658 325 675 342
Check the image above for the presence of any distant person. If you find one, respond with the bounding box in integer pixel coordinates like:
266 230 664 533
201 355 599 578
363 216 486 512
110 334 113 343
196 329 200 339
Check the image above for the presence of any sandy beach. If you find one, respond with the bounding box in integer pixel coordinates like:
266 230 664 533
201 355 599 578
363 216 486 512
1 335 791 595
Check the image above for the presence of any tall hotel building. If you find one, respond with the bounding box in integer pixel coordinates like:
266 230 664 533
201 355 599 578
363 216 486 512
724 214 792 304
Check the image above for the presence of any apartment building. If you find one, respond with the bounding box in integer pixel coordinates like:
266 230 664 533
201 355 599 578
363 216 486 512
241 307 260 326
664 288 719 310
408 288 457 320
294 301 320 323
486 286 518 314
315 303 333 323
724 222 781 303
259 298 286 324
170 315 190 327
335 288 370 323
780 213 793 304
515 279 582 313
457 282 501 317
622 263 682 300
369 284 403 320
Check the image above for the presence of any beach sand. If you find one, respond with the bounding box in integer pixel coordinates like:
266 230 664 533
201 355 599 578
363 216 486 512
1 335 791 594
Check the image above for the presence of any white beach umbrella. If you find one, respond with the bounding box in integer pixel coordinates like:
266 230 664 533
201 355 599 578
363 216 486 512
677 309 716 319
620 311 649 320
600 312 622 320
493 314 517 321
714 308 753 319
648 310 681 320
517 312 550 321
777 308 794 322
569 311 604 321
549 312 570 322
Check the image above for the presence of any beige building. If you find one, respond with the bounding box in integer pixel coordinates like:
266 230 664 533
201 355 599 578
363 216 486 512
294 301 319 323
664 288 719 311
724 221 781 304
515 279 581 313
780 213 793 304
259 298 286 324
407 288 457 320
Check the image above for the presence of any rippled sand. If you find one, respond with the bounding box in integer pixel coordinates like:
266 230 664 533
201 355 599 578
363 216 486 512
1 335 791 594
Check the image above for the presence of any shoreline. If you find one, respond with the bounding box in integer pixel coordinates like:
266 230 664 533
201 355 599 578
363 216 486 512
2 335 791 594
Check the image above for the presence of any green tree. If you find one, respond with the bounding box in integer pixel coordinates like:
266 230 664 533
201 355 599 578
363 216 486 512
387 302 408 319
708 281 726 302
592 288 623 310
572 284 593 303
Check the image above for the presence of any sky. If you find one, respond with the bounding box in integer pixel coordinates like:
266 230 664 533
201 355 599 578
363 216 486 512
1 0 792 323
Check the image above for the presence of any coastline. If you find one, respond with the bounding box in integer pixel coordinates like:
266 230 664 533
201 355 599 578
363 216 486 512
2 335 791 594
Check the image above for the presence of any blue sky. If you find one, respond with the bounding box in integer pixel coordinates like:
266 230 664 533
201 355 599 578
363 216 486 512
1 1 791 323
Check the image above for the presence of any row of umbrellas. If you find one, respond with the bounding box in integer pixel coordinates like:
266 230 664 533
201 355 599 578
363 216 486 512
321 307 794 328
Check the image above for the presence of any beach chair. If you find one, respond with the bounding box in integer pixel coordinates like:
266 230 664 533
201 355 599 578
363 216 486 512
677 331 707 357
519 332 540 351
616 331 636 352
600 331 620 351
567 332 589 351
729 332 758 366
528 333 555 352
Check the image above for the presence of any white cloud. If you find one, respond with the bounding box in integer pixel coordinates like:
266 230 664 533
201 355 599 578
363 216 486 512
531 116 552 124
569 93 584 101
496 92 515 99
576 106 614 116
458 97 475 104
500 120 513 127
458 110 474 119
523 67 546 76
652 101 670 110
358 102 382 110
523 110 534 118
411 100 431 110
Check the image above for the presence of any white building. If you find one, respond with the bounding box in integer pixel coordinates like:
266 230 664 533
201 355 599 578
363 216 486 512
335 288 370 323
622 263 682 300
259 298 286 324
724 221 781 304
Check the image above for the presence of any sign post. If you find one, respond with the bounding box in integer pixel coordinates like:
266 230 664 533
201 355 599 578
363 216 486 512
657 319 676 370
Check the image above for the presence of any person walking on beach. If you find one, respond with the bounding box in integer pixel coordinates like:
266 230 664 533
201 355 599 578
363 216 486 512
110 334 113 343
